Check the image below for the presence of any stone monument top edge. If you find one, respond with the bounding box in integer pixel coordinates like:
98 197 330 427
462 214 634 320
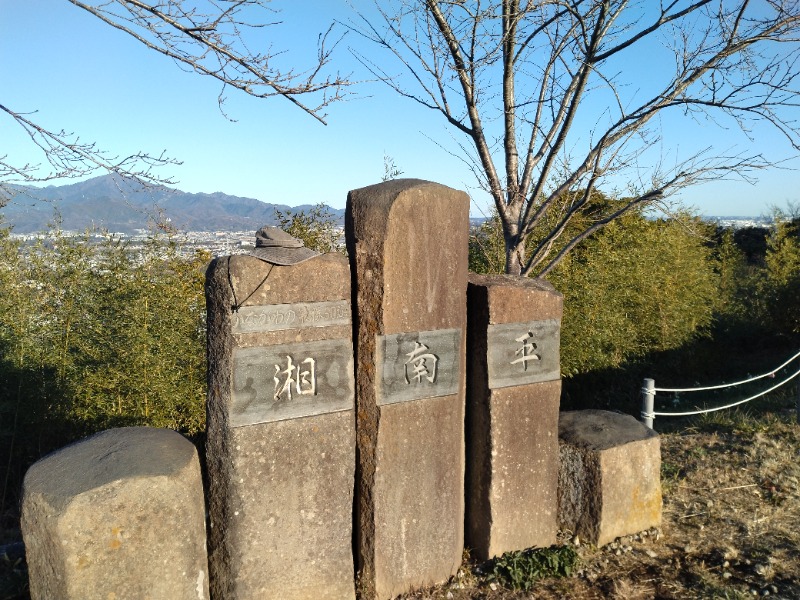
23 427 195 508
559 409 658 451
347 180 469 245
468 273 561 296
348 178 454 196
211 250 346 270
347 179 469 214
206 252 349 295
468 273 563 325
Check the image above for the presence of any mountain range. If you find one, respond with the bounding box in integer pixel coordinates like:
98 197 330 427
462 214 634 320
1 174 345 234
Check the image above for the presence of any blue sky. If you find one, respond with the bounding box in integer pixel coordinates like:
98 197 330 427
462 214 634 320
2 0 798 217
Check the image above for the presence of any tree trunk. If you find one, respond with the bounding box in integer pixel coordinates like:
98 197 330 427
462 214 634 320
505 238 525 276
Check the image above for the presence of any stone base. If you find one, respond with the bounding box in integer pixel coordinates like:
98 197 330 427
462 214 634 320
466 381 560 560
21 427 209 600
557 410 661 547
207 412 356 600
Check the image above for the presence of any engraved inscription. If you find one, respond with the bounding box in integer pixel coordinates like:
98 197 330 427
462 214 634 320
511 331 542 370
273 355 316 402
231 300 351 334
377 328 461 405
487 319 560 389
231 338 354 427
404 342 438 384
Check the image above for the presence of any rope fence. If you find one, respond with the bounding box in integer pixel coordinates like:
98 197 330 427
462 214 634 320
640 349 800 429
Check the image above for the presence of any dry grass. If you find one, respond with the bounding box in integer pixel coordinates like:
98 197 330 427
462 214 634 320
400 406 800 600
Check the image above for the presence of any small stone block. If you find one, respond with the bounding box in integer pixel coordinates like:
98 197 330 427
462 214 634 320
558 410 662 547
346 180 469 600
205 252 356 600
21 427 209 600
465 274 563 560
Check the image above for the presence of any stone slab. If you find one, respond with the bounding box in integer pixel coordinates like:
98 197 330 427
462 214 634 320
231 338 354 426
465 275 563 560
346 179 469 600
21 427 208 600
486 319 560 389
211 412 355 599
205 252 356 600
558 410 662 547
231 300 351 334
376 328 461 405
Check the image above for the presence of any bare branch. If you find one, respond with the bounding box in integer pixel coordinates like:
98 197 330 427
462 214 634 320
67 0 354 124
593 0 712 62
0 103 180 204
3 1 354 206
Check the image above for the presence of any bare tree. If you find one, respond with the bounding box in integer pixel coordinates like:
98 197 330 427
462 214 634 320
1 0 351 204
352 0 800 276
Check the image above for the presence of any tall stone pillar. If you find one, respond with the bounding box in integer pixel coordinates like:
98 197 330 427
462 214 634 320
346 180 469 600
205 227 356 600
465 275 562 560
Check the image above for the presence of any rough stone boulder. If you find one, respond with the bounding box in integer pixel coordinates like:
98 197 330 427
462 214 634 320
21 427 209 600
558 410 661 547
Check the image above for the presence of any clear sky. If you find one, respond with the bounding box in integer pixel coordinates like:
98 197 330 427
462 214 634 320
2 0 798 217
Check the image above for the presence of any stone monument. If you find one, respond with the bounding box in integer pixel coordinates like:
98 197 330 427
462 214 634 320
345 180 469 600
21 427 209 600
205 227 356 599
465 274 562 559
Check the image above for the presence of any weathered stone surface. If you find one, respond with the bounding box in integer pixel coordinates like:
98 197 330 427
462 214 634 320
465 274 563 560
21 427 208 600
346 179 469 600
205 252 355 600
558 410 662 547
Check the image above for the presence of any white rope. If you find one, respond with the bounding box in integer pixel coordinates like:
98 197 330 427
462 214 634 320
654 348 800 393
651 366 800 418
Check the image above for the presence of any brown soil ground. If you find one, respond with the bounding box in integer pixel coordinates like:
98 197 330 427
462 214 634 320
399 409 800 600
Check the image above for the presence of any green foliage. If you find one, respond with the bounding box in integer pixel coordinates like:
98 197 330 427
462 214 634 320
275 204 344 255
469 212 506 275
717 208 800 337
713 229 751 322
0 549 27 600
732 226 770 266
469 207 722 377
488 546 579 591
0 223 208 514
765 218 800 285
764 212 800 333
550 213 720 375
381 154 404 182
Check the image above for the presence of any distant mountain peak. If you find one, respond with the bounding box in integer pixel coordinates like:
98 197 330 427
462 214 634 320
1 175 344 234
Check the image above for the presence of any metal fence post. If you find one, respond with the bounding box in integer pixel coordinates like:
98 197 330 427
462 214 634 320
796 380 799 425
641 378 655 429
